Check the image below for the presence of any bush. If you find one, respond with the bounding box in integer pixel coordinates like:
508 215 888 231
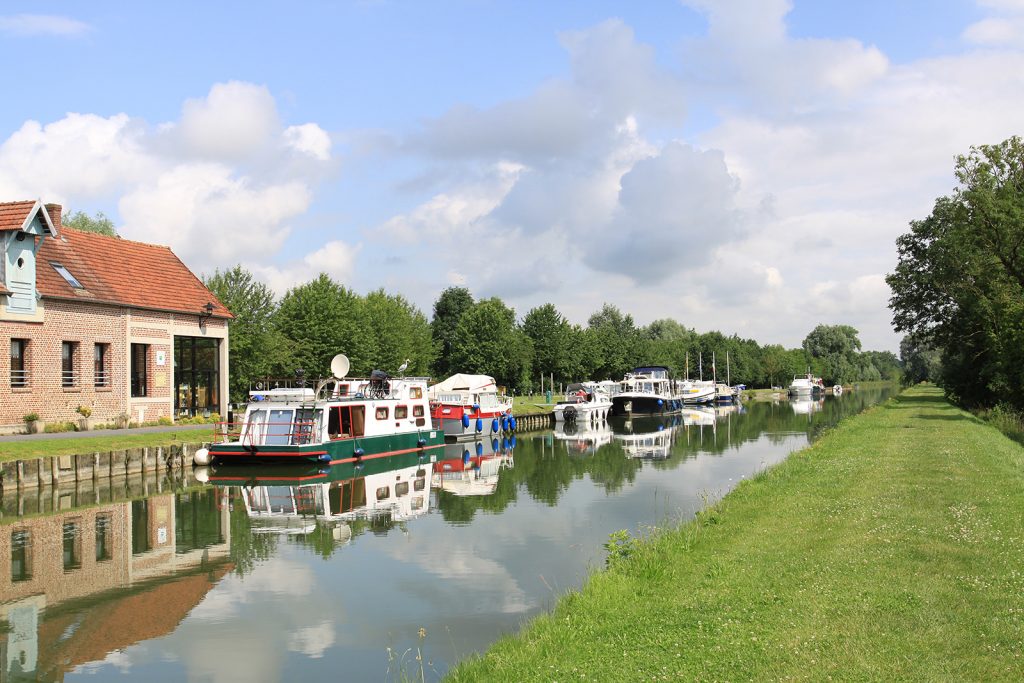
76 405 92 418
157 416 173 426
22 412 39 423
44 421 77 433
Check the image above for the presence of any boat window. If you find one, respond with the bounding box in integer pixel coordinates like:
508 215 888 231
266 409 293 446
395 405 408 419
412 405 424 417
411 496 424 511
395 481 410 497
376 406 389 420
244 409 267 444
293 408 323 445
409 386 423 399
413 478 426 491
338 383 349 396
376 486 390 500
643 382 654 393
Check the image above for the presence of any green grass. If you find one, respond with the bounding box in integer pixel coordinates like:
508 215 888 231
0 430 211 462
512 394 554 413
448 385 1024 681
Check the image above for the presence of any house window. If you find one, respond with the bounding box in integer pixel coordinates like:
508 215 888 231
62 521 81 571
10 339 27 388
11 530 31 581
96 514 112 561
94 343 109 388
51 262 84 289
131 343 148 397
62 341 77 387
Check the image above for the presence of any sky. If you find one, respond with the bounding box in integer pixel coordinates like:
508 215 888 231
0 0 1019 353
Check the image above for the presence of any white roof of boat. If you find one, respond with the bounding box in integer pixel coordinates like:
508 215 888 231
429 373 498 394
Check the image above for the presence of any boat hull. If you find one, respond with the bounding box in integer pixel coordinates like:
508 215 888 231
552 401 612 423
207 429 445 466
611 394 681 416
430 404 514 438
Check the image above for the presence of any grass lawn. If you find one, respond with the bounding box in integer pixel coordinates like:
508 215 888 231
512 394 554 414
0 430 211 462
448 385 1024 681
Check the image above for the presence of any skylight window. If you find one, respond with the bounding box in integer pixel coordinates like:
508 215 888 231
51 262 84 289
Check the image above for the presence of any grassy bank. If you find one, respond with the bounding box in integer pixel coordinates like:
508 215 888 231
449 385 1024 681
0 430 210 462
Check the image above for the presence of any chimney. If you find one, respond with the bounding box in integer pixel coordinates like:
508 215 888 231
44 203 62 231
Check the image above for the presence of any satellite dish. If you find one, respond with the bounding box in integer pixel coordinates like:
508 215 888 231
330 354 350 379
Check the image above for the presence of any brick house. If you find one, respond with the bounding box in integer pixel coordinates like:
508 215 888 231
0 199 231 431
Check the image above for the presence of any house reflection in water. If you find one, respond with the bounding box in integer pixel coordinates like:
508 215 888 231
0 489 230 681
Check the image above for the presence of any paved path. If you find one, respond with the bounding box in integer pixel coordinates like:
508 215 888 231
0 423 212 443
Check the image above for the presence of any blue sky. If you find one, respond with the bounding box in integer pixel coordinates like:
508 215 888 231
0 0 1018 352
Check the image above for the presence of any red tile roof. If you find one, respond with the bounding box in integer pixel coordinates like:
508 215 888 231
0 199 37 231
37 226 232 319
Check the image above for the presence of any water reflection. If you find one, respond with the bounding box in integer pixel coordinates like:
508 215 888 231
0 385 893 681
0 483 228 682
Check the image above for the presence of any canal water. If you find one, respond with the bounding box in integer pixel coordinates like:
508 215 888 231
1 386 892 682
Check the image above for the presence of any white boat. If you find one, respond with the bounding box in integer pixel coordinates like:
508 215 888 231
433 438 514 496
552 382 613 423
788 373 825 398
679 379 716 404
791 397 825 416
714 382 737 403
429 373 514 438
611 366 683 416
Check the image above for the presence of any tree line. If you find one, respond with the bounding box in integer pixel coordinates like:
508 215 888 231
889 136 1024 410
204 268 900 405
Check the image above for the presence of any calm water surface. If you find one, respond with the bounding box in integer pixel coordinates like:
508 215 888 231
1 386 892 682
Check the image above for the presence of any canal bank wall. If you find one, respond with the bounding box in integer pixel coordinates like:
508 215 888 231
447 386 1024 681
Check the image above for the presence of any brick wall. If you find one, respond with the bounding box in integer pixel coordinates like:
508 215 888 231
0 300 128 427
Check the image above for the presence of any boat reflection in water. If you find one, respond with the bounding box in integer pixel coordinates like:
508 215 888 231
551 420 613 457
200 450 435 542
434 437 515 496
0 477 229 683
614 415 682 460
791 397 826 417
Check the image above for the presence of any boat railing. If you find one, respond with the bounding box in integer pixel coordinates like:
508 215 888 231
213 419 320 446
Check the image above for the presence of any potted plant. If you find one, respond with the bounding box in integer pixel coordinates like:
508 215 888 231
76 405 93 431
115 412 132 429
22 412 41 434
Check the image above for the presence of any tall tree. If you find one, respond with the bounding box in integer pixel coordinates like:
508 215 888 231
801 324 862 385
522 304 571 382
587 304 643 380
275 274 375 379
431 287 474 377
363 289 436 376
63 210 118 236
888 137 1024 407
203 266 289 404
449 298 532 390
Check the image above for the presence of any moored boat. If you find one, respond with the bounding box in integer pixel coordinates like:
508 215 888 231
610 366 683 416
788 373 825 398
194 354 444 467
429 373 514 439
552 382 613 423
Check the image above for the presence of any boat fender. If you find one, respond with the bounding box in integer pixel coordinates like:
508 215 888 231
462 414 470 429
417 438 427 448
193 466 210 483
475 417 483 432
492 418 499 433
463 449 471 464
502 437 509 450
509 416 517 431
658 424 664 431
472 403 480 414
501 415 509 432
510 435 517 449
657 398 664 407
353 447 365 458
476 441 484 457
318 453 332 463
492 438 499 451
193 447 211 466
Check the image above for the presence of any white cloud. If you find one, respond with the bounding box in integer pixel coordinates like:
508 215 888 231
286 621 336 658
0 14 90 36
0 81 342 286
284 123 332 161
255 240 362 295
